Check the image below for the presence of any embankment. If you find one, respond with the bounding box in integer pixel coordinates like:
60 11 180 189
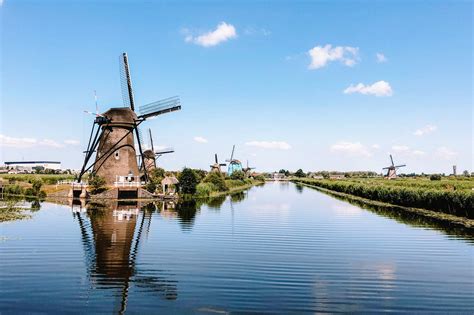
293 178 474 219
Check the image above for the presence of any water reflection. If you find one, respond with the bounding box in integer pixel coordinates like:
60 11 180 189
73 200 178 313
294 184 304 194
63 192 250 312
309 186 474 240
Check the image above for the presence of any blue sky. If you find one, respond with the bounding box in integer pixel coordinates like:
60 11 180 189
1 0 472 173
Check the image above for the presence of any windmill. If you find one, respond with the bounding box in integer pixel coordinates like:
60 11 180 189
141 128 174 174
242 160 255 175
73 202 177 313
77 53 181 186
226 145 243 176
383 154 406 179
210 154 226 173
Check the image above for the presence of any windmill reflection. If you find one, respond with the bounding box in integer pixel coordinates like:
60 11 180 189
71 200 177 314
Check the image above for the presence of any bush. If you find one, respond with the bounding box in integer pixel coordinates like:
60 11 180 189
230 170 246 181
196 183 216 197
294 178 474 219
31 178 43 195
178 168 198 194
4 184 24 195
204 172 228 192
89 174 107 194
430 174 442 181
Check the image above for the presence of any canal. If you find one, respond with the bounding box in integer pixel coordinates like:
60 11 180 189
1 182 473 313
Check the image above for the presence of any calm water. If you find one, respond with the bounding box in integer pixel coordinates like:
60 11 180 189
1 183 473 313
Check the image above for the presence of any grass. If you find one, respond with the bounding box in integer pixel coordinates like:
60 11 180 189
293 177 474 219
0 174 75 185
196 179 264 198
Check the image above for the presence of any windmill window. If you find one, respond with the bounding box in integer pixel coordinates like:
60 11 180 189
115 150 120 160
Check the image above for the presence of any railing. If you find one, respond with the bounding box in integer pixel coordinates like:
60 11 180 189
56 180 88 185
114 181 141 187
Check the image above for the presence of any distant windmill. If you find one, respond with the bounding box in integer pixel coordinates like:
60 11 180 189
383 154 406 179
78 52 181 186
210 154 226 173
226 145 243 176
243 160 255 175
141 128 174 174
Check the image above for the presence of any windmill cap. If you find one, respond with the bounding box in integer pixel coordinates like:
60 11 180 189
101 107 138 127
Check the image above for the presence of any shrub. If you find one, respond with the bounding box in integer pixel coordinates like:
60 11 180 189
230 170 246 181
196 183 216 197
4 184 24 195
293 178 474 219
430 174 442 181
178 168 198 194
31 178 43 195
89 174 107 194
204 172 228 192
254 174 266 182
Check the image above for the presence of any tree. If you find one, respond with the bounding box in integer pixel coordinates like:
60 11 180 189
178 168 198 194
430 174 442 181
89 174 107 194
192 169 207 182
463 170 470 177
146 167 165 193
203 172 228 191
295 169 305 178
31 178 43 195
230 170 245 181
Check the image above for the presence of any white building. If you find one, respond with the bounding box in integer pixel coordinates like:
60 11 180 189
4 161 62 171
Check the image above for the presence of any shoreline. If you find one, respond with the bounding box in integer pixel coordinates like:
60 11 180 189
295 181 474 229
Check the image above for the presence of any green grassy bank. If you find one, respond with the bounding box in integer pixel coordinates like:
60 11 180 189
196 178 264 198
293 178 474 219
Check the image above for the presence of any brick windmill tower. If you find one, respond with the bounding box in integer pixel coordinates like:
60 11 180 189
141 128 174 175
77 53 181 188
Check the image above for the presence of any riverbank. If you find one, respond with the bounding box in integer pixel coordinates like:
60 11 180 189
293 178 474 226
196 178 264 198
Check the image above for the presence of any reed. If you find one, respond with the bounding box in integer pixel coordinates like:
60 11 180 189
294 178 474 219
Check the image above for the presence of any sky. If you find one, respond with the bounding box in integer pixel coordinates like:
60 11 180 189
1 0 472 174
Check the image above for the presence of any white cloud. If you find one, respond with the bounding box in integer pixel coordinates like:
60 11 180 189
39 139 63 148
330 141 372 157
0 134 37 148
392 145 410 152
245 141 291 150
308 44 359 69
194 136 208 143
376 52 387 63
185 22 237 47
0 134 69 149
64 139 80 146
372 144 381 149
244 27 271 36
392 145 426 157
414 124 437 136
343 80 393 97
435 147 458 160
412 150 426 156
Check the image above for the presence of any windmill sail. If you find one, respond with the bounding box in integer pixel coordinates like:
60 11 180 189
138 96 181 119
120 53 136 111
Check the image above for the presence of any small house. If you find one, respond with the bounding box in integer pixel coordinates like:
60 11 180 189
161 176 179 195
